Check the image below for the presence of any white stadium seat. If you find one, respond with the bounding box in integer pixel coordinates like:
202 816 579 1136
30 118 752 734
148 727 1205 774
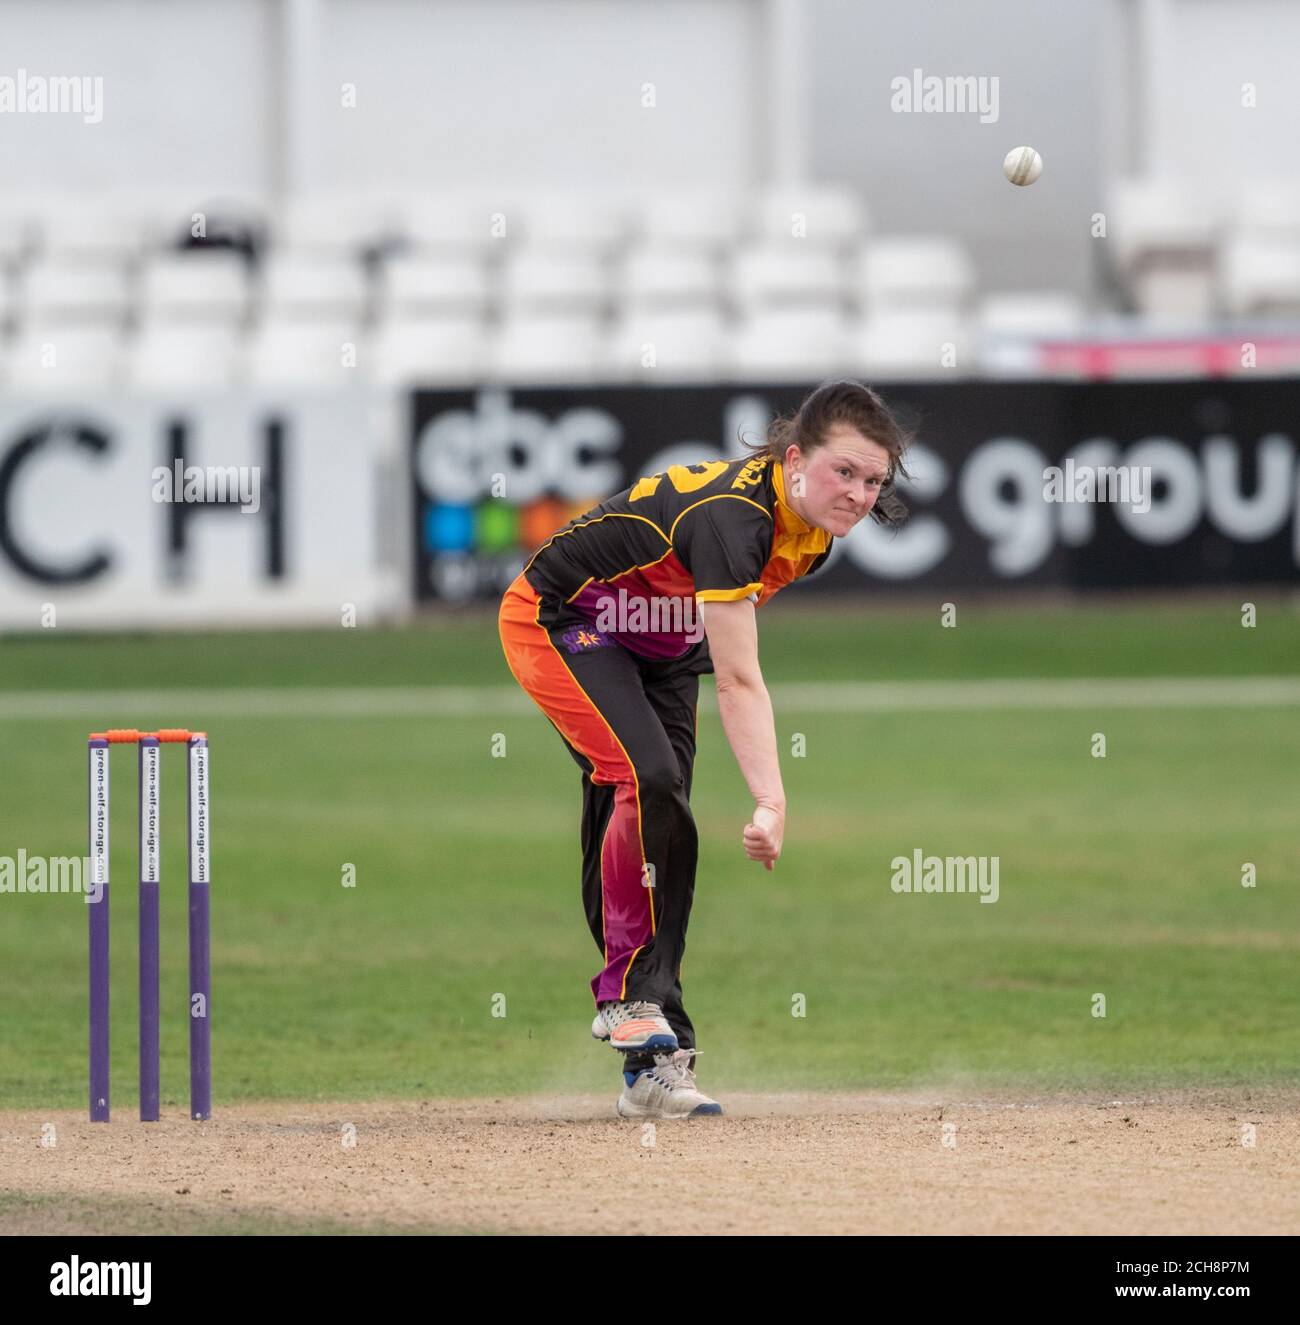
856 237 975 311
279 191 403 254
139 252 250 321
1108 178 1221 273
127 323 243 388
1136 271 1215 324
728 308 852 379
377 254 491 318
1107 178 1219 323
245 318 364 386
489 312 603 382
403 196 503 253
729 243 846 311
637 193 744 251
617 246 720 308
258 254 369 320
853 309 972 378
516 194 628 253
976 292 1087 375
20 261 131 321
1231 179 1300 242
28 197 149 261
499 249 606 313
752 186 868 245
605 308 726 380
1219 236 1300 318
4 323 123 388
976 291 1086 336
371 315 488 385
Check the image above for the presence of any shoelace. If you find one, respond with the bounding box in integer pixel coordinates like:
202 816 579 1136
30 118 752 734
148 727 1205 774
647 1049 701 1090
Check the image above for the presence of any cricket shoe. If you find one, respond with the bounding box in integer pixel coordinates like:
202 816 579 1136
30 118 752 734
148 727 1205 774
590 1000 679 1053
616 1049 723 1120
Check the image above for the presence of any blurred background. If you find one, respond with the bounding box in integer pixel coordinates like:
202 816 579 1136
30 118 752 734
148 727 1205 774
1 0 1298 619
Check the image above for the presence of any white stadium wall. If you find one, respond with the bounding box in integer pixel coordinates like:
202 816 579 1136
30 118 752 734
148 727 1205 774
1 0 1295 283
0 0 763 197
0 0 276 197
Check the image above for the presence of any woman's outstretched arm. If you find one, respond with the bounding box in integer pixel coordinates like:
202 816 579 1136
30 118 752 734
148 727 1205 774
698 597 785 870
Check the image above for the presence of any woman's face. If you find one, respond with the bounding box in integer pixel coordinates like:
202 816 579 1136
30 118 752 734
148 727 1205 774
783 425 893 537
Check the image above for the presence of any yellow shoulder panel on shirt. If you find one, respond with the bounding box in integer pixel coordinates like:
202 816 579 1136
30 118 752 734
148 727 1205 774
696 583 763 602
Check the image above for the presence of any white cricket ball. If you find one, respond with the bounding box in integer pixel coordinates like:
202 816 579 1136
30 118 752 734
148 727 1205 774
1003 146 1043 187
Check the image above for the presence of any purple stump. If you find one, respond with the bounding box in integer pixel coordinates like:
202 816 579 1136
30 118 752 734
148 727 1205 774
88 738 111 1122
138 736 161 1122
188 735 211 1121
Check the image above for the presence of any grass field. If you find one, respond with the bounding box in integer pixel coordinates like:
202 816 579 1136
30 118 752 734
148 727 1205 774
2 594 1299 1116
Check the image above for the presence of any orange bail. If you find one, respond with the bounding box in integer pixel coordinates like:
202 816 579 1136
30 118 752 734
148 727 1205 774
87 728 196 743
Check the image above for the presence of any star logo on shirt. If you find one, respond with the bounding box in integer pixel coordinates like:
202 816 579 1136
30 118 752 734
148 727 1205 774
560 626 612 653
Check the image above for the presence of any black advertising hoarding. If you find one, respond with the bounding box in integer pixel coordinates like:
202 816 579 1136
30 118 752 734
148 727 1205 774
410 380 1300 601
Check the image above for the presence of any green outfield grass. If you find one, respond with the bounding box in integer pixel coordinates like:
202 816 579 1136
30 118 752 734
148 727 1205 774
2 593 1300 689
1 597 1298 1108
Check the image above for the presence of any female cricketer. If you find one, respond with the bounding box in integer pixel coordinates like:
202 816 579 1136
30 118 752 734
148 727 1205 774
497 380 911 1119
